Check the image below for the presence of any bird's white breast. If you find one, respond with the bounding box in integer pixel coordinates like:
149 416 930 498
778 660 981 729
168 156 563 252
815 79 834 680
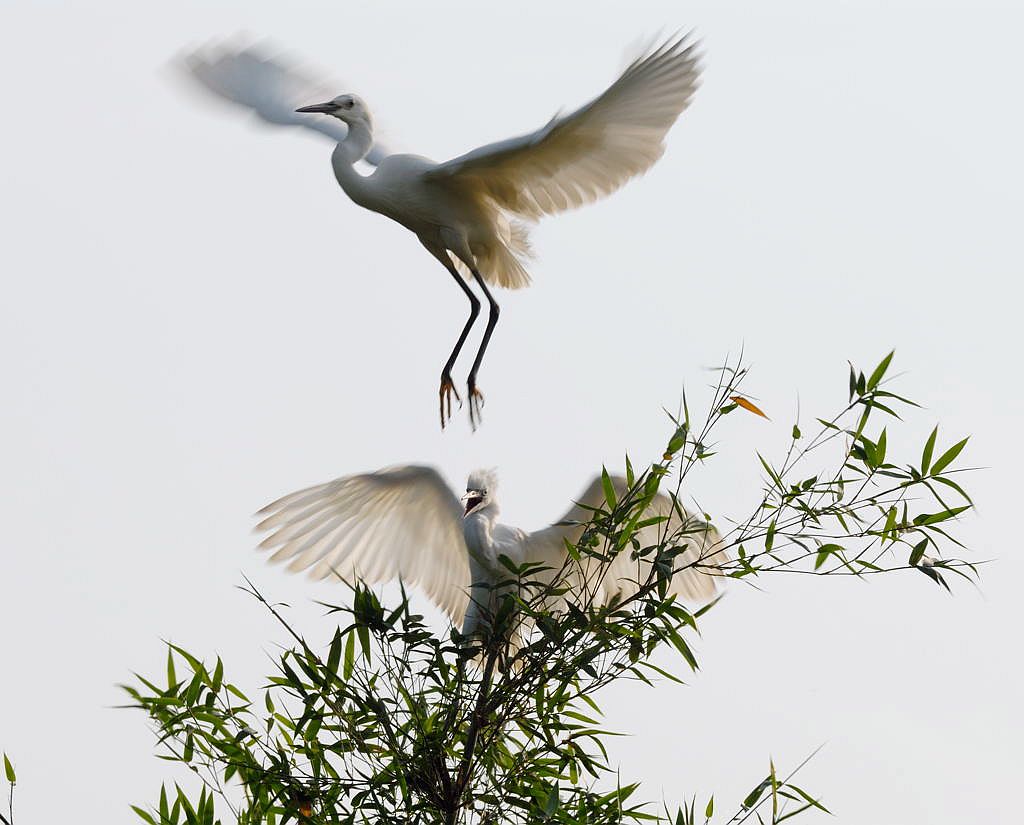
463 511 498 575
463 512 530 577
358 153 487 239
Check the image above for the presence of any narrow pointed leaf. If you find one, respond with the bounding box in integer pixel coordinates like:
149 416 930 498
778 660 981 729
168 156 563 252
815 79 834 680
731 395 769 419
921 426 938 474
866 350 894 391
930 437 969 475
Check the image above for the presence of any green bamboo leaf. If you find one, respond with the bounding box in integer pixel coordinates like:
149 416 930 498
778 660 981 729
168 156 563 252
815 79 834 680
705 795 714 818
874 390 920 407
357 625 371 661
921 426 938 474
871 401 902 419
784 783 832 814
757 453 783 490
866 350 895 391
932 474 974 504
169 644 205 675
883 506 897 541
913 505 971 526
638 660 685 685
601 467 617 509
211 657 223 695
930 437 969 475
327 629 342 675
909 539 929 566
3 752 15 783
815 544 844 570
666 628 699 671
225 683 249 702
856 434 878 468
131 806 158 825
743 777 771 809
666 425 688 456
854 405 871 438
543 785 560 817
562 710 600 724
343 630 355 680
770 758 779 820
645 470 662 499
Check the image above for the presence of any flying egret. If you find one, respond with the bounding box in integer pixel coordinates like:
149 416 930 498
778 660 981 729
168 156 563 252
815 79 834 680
185 35 702 428
254 465 725 641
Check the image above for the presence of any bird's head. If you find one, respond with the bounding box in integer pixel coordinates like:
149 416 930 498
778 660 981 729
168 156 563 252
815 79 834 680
462 469 498 517
295 93 369 125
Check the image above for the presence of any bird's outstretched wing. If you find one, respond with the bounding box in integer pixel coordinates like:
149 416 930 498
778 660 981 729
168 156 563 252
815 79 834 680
183 42 390 166
425 34 700 218
524 474 725 608
255 465 470 622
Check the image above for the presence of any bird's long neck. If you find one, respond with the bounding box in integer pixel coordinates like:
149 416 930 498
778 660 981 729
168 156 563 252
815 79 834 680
330 119 375 204
333 116 373 163
344 116 374 162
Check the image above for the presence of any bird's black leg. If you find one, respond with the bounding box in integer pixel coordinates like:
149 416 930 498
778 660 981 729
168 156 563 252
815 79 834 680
467 270 499 430
439 267 481 429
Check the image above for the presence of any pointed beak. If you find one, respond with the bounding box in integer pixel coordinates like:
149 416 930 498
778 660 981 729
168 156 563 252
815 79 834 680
461 492 483 515
295 102 337 114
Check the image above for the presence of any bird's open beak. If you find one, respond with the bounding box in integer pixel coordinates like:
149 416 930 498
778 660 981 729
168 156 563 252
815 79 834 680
461 492 483 515
295 102 337 114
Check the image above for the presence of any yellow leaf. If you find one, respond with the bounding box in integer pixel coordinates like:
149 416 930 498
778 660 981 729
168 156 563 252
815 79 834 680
730 396 769 420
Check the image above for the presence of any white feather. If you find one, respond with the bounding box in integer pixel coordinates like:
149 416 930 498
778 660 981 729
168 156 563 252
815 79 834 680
255 466 725 636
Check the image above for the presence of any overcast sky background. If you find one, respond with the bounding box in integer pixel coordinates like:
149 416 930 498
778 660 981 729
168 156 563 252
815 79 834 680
1 1 1021 822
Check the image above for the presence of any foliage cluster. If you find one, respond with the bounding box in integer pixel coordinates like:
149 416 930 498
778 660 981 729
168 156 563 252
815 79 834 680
6 354 975 825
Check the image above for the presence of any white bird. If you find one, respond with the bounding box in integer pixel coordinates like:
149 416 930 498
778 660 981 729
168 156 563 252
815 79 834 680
185 35 702 428
254 465 725 640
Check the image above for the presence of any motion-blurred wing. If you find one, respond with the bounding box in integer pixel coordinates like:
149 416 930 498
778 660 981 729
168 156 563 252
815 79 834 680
255 465 470 622
425 34 700 218
525 474 725 607
183 42 390 165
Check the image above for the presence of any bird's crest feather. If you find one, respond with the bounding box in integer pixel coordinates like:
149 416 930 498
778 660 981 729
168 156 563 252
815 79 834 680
466 468 499 492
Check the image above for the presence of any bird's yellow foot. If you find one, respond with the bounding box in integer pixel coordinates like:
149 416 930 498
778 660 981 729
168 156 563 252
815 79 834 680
468 381 485 430
439 375 462 429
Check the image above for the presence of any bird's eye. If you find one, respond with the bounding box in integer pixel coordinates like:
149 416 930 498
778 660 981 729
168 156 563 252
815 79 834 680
343 100 354 109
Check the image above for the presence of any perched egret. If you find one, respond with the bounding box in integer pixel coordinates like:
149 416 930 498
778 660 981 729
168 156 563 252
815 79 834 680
186 35 702 428
255 465 725 640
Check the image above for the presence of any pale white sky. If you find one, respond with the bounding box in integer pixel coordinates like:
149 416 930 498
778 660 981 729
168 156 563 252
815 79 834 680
1 1 1021 823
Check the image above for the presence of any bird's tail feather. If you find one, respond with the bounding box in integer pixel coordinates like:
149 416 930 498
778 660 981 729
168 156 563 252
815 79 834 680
453 217 535 290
